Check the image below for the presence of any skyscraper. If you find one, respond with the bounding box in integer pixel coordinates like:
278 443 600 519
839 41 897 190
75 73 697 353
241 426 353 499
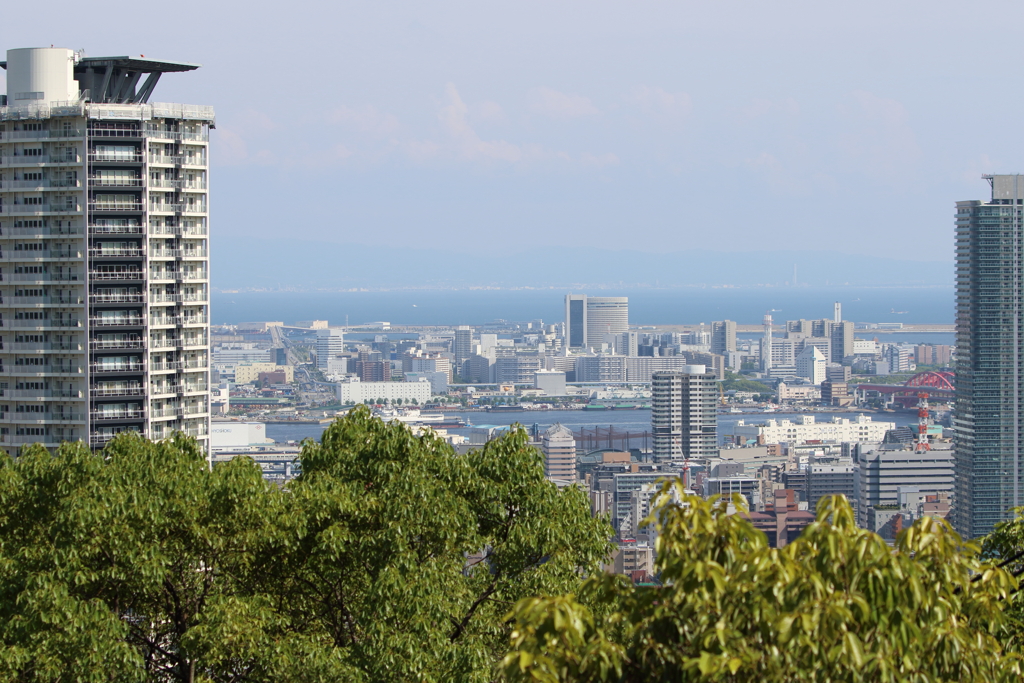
710 320 736 355
0 47 212 452
651 367 718 461
565 294 586 349
564 294 628 351
954 174 1024 537
453 325 472 375
542 423 576 481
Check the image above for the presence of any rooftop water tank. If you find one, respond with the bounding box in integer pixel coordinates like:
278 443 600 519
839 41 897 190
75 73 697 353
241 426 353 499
5 47 79 104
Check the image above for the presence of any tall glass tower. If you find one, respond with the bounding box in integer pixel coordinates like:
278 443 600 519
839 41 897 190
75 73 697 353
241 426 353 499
954 174 1024 537
0 47 212 453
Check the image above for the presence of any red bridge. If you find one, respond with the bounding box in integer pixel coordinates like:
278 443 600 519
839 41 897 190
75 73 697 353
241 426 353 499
853 371 955 407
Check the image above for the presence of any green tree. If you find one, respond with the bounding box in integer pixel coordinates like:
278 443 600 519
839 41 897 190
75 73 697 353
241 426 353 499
265 407 611 681
0 407 610 682
982 508 1024 653
504 488 1023 682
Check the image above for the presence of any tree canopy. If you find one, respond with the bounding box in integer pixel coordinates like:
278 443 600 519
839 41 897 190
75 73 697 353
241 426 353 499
504 486 1024 682
0 406 611 682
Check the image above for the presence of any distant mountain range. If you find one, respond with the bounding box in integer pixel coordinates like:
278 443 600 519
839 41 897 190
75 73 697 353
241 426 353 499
212 238 952 291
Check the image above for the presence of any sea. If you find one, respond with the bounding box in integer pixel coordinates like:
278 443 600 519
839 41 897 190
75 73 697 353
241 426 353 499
265 408 923 448
211 286 954 328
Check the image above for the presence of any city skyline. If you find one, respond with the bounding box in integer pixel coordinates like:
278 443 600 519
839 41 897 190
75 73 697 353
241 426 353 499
1 2 1023 273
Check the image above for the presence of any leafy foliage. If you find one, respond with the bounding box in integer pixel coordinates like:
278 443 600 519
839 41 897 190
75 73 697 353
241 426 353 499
504 486 1024 682
0 406 611 682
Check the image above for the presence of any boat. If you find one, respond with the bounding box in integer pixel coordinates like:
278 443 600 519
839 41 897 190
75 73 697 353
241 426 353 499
373 408 445 424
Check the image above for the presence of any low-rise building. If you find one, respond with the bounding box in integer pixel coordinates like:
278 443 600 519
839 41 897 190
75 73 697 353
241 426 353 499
335 378 432 404
731 414 894 446
235 363 294 384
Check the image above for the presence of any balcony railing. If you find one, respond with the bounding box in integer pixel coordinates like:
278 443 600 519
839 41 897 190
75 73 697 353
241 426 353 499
7 295 84 305
0 204 81 215
148 224 207 236
149 293 208 304
6 342 84 352
89 270 143 280
10 226 84 236
90 362 145 373
0 154 81 166
90 293 145 303
0 129 85 140
89 177 143 187
1 413 86 423
90 385 144 397
89 201 143 212
143 126 209 142
87 128 142 138
0 389 83 399
6 319 83 329
0 179 82 189
89 224 144 235
88 248 145 258
150 315 209 327
6 365 84 375
1 250 83 260
149 249 208 259
89 152 143 163
91 409 146 421
90 339 145 350
6 273 82 282
89 317 144 327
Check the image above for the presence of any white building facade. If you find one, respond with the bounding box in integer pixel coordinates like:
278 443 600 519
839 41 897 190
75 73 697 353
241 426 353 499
335 378 432 404
0 47 212 452
731 415 895 445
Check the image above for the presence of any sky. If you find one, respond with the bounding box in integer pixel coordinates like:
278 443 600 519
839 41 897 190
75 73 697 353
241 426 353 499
2 1 1021 267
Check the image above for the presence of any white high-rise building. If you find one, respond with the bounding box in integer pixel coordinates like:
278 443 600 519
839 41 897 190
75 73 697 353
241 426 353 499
0 47 213 452
564 293 628 351
796 346 826 385
315 328 346 371
651 366 718 461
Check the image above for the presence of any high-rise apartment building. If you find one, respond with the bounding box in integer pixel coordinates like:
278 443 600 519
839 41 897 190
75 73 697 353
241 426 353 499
651 367 718 461
954 174 1024 537
564 294 628 350
0 47 212 452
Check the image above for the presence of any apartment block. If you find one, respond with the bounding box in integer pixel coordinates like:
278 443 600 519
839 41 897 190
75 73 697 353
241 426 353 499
0 48 212 451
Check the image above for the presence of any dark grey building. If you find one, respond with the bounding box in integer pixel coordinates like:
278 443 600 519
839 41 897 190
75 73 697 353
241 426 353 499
954 174 1024 537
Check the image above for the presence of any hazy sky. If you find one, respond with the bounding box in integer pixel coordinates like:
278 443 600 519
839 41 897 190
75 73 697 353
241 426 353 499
2 1 1021 263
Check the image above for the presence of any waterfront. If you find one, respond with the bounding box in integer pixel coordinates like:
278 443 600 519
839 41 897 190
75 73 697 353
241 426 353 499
265 408 924 448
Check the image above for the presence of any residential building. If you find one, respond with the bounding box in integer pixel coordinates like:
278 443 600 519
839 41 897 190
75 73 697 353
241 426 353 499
542 423 576 482
651 367 718 461
575 355 627 382
731 415 895 446
0 47 213 452
954 175 1024 537
494 355 541 383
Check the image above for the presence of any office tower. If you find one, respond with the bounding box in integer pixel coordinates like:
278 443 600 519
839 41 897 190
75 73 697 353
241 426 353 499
954 174 1024 538
565 294 587 349
315 328 346 371
453 325 472 370
542 423 576 481
0 47 212 452
564 294 629 351
651 367 718 461
761 313 774 373
829 320 854 363
586 297 628 349
710 320 736 355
